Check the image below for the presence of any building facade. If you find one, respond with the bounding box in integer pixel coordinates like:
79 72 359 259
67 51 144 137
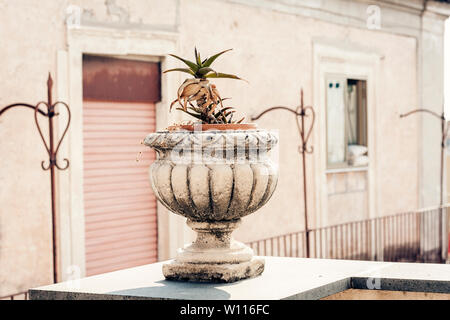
0 0 449 297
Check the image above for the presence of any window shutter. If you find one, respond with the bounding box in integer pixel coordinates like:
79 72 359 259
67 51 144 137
326 78 346 166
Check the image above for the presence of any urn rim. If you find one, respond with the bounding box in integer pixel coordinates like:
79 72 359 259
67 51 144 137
143 128 278 152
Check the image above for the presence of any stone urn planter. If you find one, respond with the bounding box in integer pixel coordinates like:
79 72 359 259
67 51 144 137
144 126 278 282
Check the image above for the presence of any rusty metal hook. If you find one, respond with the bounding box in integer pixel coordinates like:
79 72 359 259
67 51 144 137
51 101 71 171
0 103 47 117
34 101 51 157
41 159 52 171
299 144 314 154
294 105 315 155
55 158 70 171
31 100 71 172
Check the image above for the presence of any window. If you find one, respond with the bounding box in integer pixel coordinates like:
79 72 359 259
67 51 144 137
326 77 368 168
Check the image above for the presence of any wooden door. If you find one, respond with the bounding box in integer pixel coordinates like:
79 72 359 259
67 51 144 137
82 55 160 276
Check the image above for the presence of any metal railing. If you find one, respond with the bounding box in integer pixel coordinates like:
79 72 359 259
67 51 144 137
248 205 449 263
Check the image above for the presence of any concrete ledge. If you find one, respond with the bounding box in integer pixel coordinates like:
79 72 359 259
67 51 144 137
29 257 450 300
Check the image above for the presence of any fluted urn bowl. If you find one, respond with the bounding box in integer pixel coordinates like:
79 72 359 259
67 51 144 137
144 128 278 282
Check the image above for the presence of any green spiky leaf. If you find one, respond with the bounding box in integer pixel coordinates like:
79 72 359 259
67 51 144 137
167 48 246 124
197 67 218 77
204 72 244 81
214 107 234 116
168 54 199 72
194 47 202 66
188 105 202 113
202 49 233 67
224 110 236 117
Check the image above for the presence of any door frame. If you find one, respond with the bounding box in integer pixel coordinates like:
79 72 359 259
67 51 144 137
55 26 186 280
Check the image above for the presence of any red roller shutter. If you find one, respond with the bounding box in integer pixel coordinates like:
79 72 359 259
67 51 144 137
82 56 159 276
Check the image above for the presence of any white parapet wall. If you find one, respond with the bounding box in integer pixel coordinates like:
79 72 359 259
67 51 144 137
28 256 450 300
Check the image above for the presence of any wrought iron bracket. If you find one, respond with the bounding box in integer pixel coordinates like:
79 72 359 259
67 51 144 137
0 75 71 172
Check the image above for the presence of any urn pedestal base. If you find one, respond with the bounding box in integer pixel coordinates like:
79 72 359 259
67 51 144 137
163 258 265 283
162 219 265 283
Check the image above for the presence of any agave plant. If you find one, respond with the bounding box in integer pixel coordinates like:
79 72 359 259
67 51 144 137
164 48 244 124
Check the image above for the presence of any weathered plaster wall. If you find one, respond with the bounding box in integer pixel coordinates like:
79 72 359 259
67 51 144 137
327 172 369 225
0 0 68 297
0 0 180 298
